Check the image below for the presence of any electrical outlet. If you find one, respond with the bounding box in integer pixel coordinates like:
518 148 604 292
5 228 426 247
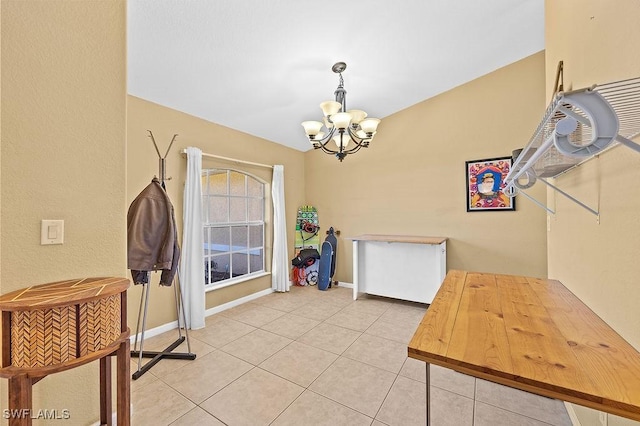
599 411 607 426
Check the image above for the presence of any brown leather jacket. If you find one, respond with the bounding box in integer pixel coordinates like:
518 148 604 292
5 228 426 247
127 178 180 286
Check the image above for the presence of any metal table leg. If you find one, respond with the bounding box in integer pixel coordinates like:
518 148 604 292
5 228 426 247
426 362 431 425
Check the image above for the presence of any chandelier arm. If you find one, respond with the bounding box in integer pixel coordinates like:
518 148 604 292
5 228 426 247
314 127 336 145
341 127 372 154
315 143 338 155
342 142 366 155
345 126 368 143
312 128 342 154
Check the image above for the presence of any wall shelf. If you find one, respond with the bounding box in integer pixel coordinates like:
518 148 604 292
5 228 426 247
504 76 640 218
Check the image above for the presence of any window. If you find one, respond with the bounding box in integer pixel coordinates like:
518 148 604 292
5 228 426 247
202 169 265 288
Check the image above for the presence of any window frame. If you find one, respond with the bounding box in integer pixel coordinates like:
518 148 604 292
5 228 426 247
202 168 267 291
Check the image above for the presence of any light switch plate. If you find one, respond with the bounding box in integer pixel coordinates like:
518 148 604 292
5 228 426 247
41 220 64 245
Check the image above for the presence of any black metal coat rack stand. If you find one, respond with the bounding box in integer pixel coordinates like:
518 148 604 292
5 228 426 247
131 130 196 380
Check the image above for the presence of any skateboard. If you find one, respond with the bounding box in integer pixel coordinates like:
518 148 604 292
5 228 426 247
325 227 338 286
294 205 320 251
318 241 333 291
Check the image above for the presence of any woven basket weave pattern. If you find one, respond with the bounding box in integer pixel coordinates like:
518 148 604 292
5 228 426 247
10 295 121 368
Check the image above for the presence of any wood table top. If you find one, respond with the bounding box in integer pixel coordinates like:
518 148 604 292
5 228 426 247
348 234 447 245
408 270 640 421
0 277 130 311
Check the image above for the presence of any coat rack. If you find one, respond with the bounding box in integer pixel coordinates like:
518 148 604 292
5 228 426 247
131 130 196 380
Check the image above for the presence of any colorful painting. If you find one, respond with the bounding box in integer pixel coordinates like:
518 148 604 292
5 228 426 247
465 156 515 212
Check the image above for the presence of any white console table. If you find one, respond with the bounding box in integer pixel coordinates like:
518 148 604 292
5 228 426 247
348 234 447 304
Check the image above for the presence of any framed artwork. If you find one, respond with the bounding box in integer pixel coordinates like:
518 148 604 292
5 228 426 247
465 156 515 212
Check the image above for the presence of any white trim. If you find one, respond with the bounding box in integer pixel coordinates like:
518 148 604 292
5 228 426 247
130 286 273 343
336 281 353 289
130 319 180 343
563 402 582 426
205 271 271 292
205 287 273 316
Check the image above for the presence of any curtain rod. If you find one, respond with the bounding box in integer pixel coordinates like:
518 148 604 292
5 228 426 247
181 149 273 169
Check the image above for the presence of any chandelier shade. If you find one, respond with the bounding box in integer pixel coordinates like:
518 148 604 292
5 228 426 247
301 121 323 137
301 62 381 162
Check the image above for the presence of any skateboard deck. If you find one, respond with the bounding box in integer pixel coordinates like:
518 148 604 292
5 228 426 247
325 227 338 282
294 205 320 251
318 241 333 291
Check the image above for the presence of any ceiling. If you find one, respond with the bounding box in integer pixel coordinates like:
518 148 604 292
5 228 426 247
127 1 544 152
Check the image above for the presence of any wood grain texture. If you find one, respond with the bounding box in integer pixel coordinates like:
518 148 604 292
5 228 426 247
408 269 466 363
347 234 447 245
0 277 129 373
408 270 640 421
0 277 129 311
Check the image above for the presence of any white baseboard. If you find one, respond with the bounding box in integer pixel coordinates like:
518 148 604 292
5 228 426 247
336 281 354 289
129 287 274 342
564 402 582 426
129 319 179 343
204 287 273 317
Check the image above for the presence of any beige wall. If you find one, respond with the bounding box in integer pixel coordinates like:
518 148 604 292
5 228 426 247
545 1 640 425
1 1 126 424
126 96 306 331
305 52 548 283
2 2 636 425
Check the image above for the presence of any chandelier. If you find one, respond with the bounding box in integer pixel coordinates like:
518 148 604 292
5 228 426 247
301 62 381 162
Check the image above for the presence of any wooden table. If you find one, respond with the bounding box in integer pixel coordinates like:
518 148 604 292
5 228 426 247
0 277 130 426
348 235 447 303
408 270 640 424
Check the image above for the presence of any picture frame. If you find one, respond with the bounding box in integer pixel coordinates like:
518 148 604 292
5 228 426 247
465 156 515 212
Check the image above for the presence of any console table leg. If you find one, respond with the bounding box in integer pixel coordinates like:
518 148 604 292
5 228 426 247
116 339 130 426
100 357 112 425
8 373 32 426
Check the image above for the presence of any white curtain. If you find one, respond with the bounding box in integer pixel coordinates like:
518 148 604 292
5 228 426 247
271 165 290 292
180 147 205 329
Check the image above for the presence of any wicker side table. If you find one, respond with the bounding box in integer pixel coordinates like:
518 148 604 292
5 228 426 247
0 277 130 426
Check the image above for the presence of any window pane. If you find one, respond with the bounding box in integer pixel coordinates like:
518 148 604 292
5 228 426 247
229 171 245 196
231 252 249 276
207 171 227 195
210 227 230 253
230 198 247 222
248 177 262 197
231 226 248 250
203 228 212 256
248 199 262 221
209 254 230 282
249 225 263 249
209 196 229 223
250 248 264 273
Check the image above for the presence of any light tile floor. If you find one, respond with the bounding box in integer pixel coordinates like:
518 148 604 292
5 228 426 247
129 285 573 426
